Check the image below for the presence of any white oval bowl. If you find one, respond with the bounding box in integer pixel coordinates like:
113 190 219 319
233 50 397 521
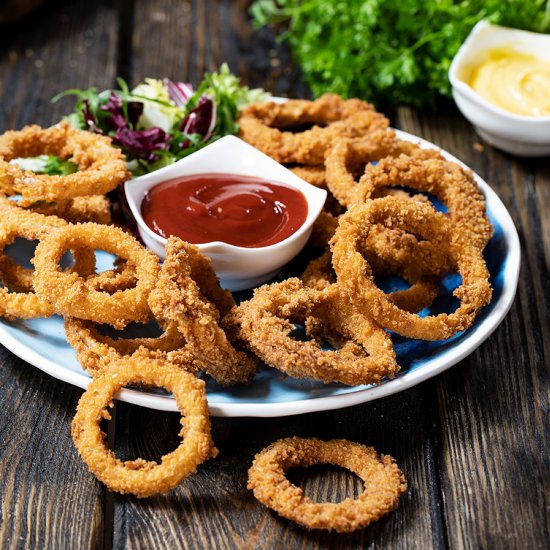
448 20 550 157
125 135 327 290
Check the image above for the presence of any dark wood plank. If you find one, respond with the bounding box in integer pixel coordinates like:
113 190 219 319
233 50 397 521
0 1 119 548
0 348 105 549
396 106 550 549
112 386 444 549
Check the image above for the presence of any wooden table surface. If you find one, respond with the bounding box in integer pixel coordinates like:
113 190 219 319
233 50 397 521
1 1 548 548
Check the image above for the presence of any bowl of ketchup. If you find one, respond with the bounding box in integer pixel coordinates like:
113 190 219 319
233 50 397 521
124 136 327 290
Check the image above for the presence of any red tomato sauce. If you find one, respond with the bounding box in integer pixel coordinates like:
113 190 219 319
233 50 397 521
141 173 308 248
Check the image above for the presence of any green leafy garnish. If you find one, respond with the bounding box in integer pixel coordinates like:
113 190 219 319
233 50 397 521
250 0 550 109
11 155 78 176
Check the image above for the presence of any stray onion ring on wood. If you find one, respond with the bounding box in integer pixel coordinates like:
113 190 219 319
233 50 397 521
71 356 217 498
248 437 407 533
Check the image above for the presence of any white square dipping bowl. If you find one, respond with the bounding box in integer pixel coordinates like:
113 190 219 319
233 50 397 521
449 20 550 157
124 135 327 291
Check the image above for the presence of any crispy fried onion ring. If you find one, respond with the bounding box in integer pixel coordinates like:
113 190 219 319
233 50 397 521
287 165 327 188
332 196 492 340
65 317 199 378
0 123 129 201
226 278 397 386
302 249 438 314
248 437 407 532
238 95 389 165
307 210 339 249
325 133 443 207
21 194 112 225
33 222 159 328
71 357 217 498
148 237 257 386
0 200 96 319
354 154 493 250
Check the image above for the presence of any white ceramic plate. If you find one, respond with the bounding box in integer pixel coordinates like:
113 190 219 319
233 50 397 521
0 130 520 417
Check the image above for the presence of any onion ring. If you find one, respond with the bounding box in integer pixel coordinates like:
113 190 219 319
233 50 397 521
33 222 159 328
148 237 257 385
325 133 443 207
0 200 96 319
287 165 327 188
238 95 389 165
354 154 493 250
71 356 217 498
301 249 439 314
247 437 407 532
227 278 397 386
0 123 129 202
65 316 200 378
331 196 492 340
22 195 112 225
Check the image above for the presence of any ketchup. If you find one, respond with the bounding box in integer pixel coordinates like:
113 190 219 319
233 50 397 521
141 173 308 248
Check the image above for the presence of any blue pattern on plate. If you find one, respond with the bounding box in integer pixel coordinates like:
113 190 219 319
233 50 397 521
0 199 508 405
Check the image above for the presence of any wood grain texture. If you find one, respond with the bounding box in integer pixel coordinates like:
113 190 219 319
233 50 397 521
0 1 119 548
112 387 444 549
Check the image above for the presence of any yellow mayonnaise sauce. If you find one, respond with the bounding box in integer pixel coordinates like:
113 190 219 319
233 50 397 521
469 48 550 117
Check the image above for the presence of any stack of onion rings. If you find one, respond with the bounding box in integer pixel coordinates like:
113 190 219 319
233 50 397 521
238 94 389 165
148 237 257 386
331 196 492 340
226 278 397 386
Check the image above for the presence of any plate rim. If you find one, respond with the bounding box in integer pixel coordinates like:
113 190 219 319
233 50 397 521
0 129 521 417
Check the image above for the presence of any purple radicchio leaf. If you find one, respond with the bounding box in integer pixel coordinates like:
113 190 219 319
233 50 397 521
179 95 217 142
113 127 171 163
101 91 144 131
164 78 194 107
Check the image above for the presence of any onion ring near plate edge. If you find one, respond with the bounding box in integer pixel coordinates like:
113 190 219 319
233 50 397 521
331 196 492 341
247 437 407 532
0 122 129 202
33 222 159 329
71 356 217 497
226 278 398 386
0 199 96 319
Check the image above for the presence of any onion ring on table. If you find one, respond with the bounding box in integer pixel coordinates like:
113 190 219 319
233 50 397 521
0 123 129 202
353 154 493 250
325 133 443 207
301 249 439 314
33 222 159 329
238 95 389 165
148 237 257 386
226 278 397 386
247 437 407 533
71 356 217 498
0 201 96 319
331 196 492 340
65 316 200 378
